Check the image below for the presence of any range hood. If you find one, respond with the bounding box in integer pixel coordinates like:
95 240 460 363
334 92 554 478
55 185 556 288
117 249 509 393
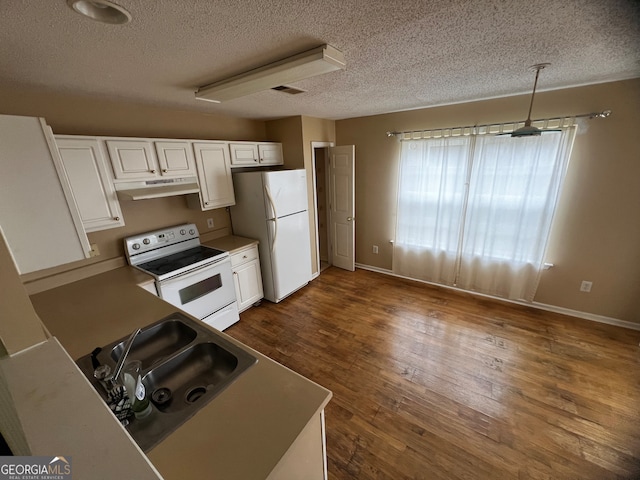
115 177 200 200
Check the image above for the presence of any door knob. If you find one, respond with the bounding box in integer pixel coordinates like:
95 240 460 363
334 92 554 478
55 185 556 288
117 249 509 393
347 217 354 221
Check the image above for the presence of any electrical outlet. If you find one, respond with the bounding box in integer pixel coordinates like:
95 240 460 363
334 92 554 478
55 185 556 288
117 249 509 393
89 243 100 258
580 280 593 293
207 218 214 229
373 245 379 254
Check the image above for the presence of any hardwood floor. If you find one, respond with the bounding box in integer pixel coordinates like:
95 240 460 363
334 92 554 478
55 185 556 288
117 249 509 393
226 267 640 480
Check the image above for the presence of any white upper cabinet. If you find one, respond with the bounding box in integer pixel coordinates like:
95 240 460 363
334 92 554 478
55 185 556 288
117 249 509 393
0 115 91 274
154 141 197 177
257 143 283 166
190 142 235 210
229 142 259 166
106 139 157 180
107 139 197 181
55 136 124 232
229 142 283 167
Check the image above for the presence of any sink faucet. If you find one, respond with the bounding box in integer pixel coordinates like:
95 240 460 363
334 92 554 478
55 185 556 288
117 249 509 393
109 328 142 385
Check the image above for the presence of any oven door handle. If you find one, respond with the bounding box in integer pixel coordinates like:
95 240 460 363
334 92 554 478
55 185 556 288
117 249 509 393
162 256 230 283
264 186 278 253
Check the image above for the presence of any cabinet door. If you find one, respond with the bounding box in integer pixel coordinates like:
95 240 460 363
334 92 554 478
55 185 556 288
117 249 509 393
0 115 90 274
154 141 197 177
55 137 124 232
106 139 158 180
193 142 235 209
229 143 259 166
233 258 264 312
258 143 283 165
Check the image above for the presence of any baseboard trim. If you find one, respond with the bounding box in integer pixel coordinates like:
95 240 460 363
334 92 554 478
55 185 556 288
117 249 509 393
354 263 640 332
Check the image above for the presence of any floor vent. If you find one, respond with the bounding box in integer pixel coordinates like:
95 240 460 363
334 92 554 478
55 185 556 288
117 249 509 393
271 85 306 95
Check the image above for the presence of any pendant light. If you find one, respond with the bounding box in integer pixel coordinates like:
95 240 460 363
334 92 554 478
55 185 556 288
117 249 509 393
511 63 561 137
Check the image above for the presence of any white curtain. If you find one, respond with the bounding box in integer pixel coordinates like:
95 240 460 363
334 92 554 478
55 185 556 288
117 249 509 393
393 128 575 301
394 136 470 285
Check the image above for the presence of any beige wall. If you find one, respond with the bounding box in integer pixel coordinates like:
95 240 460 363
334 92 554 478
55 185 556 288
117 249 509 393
0 84 268 279
336 78 640 324
0 84 266 140
266 116 305 169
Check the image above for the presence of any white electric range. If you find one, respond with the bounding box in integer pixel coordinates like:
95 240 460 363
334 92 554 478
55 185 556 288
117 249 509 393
124 223 239 331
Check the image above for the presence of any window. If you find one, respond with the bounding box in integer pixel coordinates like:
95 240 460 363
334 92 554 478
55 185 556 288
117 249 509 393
393 128 575 301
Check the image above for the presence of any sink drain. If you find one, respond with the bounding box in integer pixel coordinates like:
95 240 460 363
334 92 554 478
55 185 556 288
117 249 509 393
185 386 207 404
151 387 172 406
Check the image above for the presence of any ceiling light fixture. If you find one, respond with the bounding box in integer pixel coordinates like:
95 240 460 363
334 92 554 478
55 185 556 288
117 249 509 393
195 44 346 103
67 0 132 25
511 63 559 137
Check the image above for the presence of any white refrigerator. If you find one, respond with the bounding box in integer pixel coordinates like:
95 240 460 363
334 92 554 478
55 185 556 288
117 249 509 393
230 169 312 303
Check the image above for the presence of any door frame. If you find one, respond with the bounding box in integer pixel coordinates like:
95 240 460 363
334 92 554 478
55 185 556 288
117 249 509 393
311 141 334 279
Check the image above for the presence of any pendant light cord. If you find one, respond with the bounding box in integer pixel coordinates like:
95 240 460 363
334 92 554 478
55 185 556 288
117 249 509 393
524 68 542 126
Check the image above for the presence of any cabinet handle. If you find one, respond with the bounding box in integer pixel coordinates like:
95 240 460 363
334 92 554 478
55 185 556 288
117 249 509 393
114 216 120 221
205 202 210 205
150 169 156 174
243 255 247 259
163 169 168 173
254 158 258 162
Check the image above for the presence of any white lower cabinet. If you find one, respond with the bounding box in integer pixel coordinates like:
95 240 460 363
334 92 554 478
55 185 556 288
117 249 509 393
266 410 328 480
55 136 124 232
230 244 263 312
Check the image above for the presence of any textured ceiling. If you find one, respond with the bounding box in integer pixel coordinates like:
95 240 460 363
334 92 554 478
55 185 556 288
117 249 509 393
0 0 639 120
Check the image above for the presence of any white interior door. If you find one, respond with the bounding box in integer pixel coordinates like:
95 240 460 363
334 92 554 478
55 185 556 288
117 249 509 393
328 145 355 271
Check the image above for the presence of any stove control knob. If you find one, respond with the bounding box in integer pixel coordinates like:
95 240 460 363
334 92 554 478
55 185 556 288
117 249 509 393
132 243 141 250
180 229 186 235
143 238 151 245
189 228 195 235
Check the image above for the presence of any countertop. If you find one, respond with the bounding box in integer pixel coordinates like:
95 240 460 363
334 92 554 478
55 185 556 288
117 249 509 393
30 263 331 480
0 337 163 480
203 234 258 253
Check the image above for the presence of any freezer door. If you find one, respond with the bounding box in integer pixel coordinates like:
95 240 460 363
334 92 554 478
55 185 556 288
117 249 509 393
263 169 308 219
267 211 312 302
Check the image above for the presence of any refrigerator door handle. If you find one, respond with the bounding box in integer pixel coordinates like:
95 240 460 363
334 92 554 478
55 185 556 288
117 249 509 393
265 186 278 253
267 218 277 253
264 184 278 219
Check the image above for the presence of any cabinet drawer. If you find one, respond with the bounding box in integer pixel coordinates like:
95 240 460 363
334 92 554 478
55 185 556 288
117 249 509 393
231 245 258 267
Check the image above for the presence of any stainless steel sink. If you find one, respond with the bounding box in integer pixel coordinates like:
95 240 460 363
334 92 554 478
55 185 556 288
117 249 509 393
110 319 197 370
76 312 257 452
144 342 240 414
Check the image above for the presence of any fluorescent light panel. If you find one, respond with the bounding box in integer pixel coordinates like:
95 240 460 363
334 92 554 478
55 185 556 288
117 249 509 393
195 44 346 103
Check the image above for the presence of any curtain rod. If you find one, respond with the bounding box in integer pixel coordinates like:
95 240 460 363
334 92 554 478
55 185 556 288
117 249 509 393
385 109 612 137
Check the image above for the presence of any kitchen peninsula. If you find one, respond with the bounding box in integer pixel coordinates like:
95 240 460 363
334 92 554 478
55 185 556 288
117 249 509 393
28 264 331 480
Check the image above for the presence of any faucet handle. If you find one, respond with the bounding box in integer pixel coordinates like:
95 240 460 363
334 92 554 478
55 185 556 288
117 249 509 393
94 364 111 380
94 364 116 391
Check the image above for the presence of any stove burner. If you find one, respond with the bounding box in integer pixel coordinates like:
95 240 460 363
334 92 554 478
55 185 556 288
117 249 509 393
137 246 225 277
